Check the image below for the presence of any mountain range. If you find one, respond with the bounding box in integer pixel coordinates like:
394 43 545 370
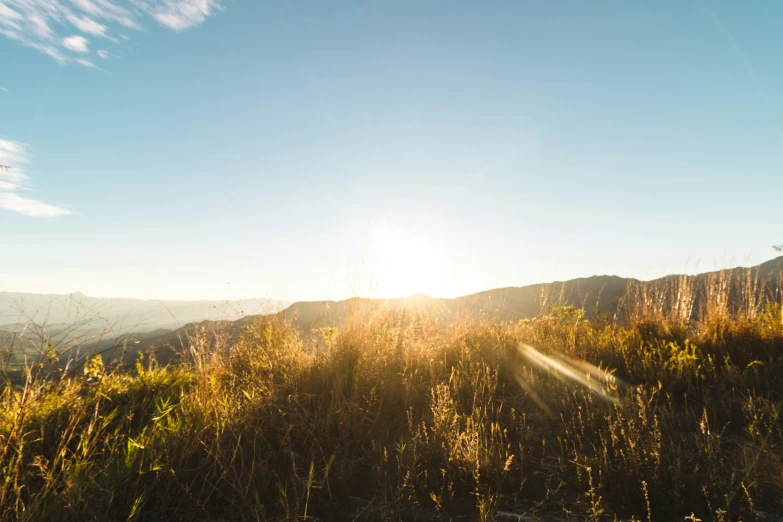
3 257 782 365
138 256 783 356
0 292 290 334
268 256 783 332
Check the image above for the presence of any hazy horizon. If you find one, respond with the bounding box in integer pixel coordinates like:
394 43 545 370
2 253 780 303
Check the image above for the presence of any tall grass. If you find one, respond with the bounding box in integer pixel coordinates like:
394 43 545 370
1 284 782 520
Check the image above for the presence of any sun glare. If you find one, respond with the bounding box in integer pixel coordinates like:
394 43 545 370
369 224 454 298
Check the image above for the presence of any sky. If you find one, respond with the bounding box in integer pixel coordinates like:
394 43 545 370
1 0 782 302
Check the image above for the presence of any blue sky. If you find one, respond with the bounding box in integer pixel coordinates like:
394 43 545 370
1 0 782 301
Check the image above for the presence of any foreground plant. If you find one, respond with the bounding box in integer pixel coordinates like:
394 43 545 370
0 303 782 521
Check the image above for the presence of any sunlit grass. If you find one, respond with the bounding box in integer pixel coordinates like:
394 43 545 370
0 284 782 520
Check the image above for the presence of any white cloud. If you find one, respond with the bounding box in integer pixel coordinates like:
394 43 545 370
74 0 139 29
66 14 106 36
0 86 8 92
28 13 52 38
0 138 71 217
150 0 219 31
0 138 28 185
96 48 108 58
0 192 71 217
0 3 22 22
0 0 222 63
63 34 88 52
75 57 97 68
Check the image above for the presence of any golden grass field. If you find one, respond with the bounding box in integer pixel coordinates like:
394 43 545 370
1 274 783 521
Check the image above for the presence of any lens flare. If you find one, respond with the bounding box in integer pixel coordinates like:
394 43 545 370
515 343 622 414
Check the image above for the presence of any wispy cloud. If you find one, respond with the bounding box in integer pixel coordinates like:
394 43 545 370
0 86 7 92
0 192 71 217
0 138 71 217
75 57 98 68
75 57 102 69
96 48 109 59
0 0 222 64
66 14 107 36
63 34 88 52
149 0 220 31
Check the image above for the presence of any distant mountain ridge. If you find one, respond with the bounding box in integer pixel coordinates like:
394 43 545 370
0 292 290 333
4 257 782 353
267 257 782 333
147 257 782 347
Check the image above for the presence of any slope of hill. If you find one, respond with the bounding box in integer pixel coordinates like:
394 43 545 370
3 257 782 384
268 257 781 331
7 280 783 520
148 257 783 353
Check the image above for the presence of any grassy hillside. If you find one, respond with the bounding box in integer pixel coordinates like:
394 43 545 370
236 257 783 333
1 278 782 520
142 258 783 360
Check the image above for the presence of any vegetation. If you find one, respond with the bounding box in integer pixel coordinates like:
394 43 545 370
1 280 783 520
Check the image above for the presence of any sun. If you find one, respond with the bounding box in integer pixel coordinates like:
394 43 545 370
368 224 454 298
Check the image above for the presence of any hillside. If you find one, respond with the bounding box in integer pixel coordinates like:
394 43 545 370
141 257 783 358
3 280 783 520
3 258 783 519
265 258 777 330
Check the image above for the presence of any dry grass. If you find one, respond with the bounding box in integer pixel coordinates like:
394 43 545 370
1 284 783 520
